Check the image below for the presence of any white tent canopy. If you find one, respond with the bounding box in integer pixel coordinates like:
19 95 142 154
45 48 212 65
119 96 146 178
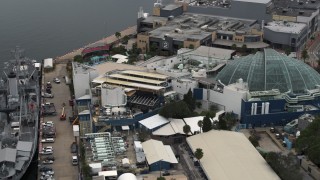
139 114 169 131
43 58 53 69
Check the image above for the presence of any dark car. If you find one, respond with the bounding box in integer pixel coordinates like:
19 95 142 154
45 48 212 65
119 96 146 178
45 156 55 161
46 82 52 88
71 142 78 153
45 88 52 94
162 170 170 176
39 166 53 172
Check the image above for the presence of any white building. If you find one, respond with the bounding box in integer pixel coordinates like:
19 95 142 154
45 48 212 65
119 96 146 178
72 62 99 99
43 58 53 69
207 79 248 117
172 78 198 99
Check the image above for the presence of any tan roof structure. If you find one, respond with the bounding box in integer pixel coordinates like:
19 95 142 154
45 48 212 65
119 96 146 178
142 139 178 164
108 74 166 85
186 130 280 180
93 62 146 75
121 70 169 80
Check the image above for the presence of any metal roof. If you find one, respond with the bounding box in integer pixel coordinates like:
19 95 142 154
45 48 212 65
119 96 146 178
106 78 165 91
121 70 168 80
139 114 169 130
186 130 280 180
142 139 178 164
109 74 166 85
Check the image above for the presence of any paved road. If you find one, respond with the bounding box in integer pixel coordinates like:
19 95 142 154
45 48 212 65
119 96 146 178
39 64 78 180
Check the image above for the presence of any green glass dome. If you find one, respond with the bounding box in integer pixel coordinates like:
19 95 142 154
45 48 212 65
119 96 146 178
216 49 320 93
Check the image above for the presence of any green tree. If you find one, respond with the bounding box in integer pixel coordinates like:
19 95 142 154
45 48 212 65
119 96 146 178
122 35 130 44
301 48 309 63
198 120 203 133
202 114 212 132
295 116 320 166
231 44 237 50
194 148 204 162
218 119 228 130
183 89 196 111
115 31 121 41
157 177 166 180
285 48 291 56
189 44 195 49
241 44 247 54
159 101 192 119
73 55 83 63
183 124 192 135
265 152 302 180
222 112 237 130
249 135 259 147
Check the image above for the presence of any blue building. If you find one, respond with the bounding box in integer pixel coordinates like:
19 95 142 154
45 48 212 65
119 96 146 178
141 139 178 171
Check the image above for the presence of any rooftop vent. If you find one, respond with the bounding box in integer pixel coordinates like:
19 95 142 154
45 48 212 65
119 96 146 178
282 8 288 13
299 1 303 5
299 10 305 15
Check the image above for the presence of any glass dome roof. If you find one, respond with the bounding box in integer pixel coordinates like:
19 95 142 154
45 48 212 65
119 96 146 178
216 49 320 93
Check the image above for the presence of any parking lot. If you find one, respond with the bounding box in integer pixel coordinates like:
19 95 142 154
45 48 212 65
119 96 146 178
39 63 78 180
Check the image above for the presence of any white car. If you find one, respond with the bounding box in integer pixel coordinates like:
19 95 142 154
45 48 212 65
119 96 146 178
42 121 54 127
42 146 53 151
41 138 55 143
42 92 54 98
40 149 53 155
53 77 60 84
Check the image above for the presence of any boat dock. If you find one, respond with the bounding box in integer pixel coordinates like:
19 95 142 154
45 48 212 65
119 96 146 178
56 25 137 62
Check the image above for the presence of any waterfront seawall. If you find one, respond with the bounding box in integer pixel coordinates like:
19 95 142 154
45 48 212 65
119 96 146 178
55 25 137 62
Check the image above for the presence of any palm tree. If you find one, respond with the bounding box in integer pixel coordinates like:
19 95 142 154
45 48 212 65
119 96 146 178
183 124 192 135
231 44 237 50
194 148 204 162
198 120 203 133
302 48 309 63
115 32 121 42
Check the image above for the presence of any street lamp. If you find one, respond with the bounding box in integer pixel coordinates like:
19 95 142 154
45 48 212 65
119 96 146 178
159 159 163 178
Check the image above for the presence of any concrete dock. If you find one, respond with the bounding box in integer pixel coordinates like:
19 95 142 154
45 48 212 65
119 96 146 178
56 25 137 61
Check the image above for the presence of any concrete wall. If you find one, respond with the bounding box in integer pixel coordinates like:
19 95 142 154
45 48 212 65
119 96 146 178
149 161 171 171
73 73 90 99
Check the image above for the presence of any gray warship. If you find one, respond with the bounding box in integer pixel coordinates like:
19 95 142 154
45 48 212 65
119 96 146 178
0 47 40 179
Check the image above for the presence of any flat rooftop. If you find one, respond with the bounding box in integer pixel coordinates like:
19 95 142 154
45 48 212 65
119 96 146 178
148 13 258 41
265 21 306 34
187 130 280 180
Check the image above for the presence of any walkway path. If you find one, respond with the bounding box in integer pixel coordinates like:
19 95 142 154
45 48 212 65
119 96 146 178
56 25 137 61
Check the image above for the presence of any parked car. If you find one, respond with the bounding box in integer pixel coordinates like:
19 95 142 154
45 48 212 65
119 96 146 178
46 88 52 94
71 142 77 153
41 138 55 143
39 166 53 172
53 77 60 84
42 146 53 151
45 156 55 161
162 170 170 176
270 127 275 133
46 82 52 88
40 149 53 155
42 92 54 98
42 159 54 164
